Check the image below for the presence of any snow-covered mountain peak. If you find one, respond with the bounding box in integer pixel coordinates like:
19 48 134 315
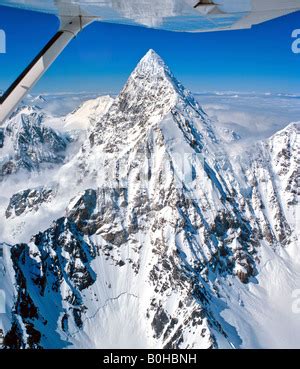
0 106 71 180
265 121 298 167
88 50 213 154
32 95 46 104
270 120 299 139
134 49 171 77
126 49 189 102
9 104 42 120
121 49 179 104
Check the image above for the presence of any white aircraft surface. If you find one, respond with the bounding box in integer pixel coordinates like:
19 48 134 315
0 0 299 124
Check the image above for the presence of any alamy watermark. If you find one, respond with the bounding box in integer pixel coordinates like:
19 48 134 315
87 151 207 196
0 29 6 54
291 29 300 54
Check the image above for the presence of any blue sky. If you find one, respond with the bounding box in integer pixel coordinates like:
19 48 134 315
0 5 299 94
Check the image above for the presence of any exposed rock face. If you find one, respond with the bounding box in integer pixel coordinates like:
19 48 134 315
4 216 97 348
0 106 70 179
243 123 298 247
5 186 57 219
1 50 298 349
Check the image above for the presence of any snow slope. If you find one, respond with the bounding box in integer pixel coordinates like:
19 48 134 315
64 95 114 131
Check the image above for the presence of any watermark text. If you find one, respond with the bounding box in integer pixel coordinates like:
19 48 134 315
0 29 6 54
291 29 300 54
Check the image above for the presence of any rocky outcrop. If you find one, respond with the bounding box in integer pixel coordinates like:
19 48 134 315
0 106 71 179
6 186 57 219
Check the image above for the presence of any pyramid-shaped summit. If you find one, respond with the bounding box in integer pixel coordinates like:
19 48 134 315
129 49 178 88
139 49 164 64
90 48 207 148
117 48 202 119
133 49 170 76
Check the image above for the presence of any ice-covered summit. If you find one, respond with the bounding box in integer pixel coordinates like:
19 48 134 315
88 49 208 149
133 49 171 77
125 49 189 103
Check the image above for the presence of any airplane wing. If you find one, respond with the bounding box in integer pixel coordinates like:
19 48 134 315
0 0 300 33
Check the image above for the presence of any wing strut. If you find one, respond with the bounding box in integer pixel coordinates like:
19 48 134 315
0 15 94 124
